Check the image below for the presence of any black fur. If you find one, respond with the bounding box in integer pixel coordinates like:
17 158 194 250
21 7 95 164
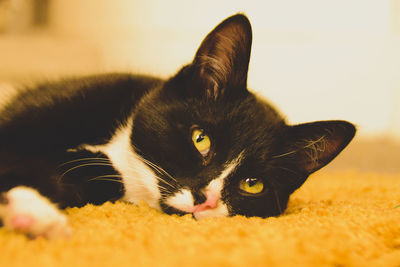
0 14 355 218
0 74 162 206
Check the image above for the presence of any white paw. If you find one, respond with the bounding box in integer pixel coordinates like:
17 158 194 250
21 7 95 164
0 186 71 239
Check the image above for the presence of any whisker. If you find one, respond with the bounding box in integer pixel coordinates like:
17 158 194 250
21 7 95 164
271 150 297 159
145 161 175 180
157 185 169 192
158 190 169 197
138 158 179 189
159 194 169 200
88 174 124 182
140 158 177 182
88 178 124 184
132 146 179 190
157 177 178 190
89 175 169 193
60 154 179 193
60 163 115 180
58 157 111 168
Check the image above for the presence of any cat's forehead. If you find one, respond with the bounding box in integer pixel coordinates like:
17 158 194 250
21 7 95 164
185 94 282 127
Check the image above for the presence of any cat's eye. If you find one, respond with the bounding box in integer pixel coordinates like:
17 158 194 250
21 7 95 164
191 128 211 157
239 178 264 194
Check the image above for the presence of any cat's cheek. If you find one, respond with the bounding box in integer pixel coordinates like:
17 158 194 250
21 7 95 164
164 189 194 213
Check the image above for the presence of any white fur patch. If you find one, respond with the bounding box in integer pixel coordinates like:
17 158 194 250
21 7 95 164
78 118 162 210
0 186 71 239
165 152 243 219
165 189 194 213
206 157 241 196
193 154 243 219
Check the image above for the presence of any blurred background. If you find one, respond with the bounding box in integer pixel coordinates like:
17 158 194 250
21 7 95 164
0 0 399 172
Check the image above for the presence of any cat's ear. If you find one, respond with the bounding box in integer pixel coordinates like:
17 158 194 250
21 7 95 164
284 120 356 174
192 14 252 99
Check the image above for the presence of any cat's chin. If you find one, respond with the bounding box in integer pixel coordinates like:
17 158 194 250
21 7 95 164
160 202 230 220
192 204 229 220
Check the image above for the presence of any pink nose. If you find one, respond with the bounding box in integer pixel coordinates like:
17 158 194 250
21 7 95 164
192 192 218 213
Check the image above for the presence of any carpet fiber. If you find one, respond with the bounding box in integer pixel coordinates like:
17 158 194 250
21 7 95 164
1 171 400 267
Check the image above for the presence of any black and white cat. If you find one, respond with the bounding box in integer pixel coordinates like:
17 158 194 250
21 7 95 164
0 14 355 239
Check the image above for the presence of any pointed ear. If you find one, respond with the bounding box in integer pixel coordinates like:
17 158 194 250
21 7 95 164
192 14 252 99
285 120 356 174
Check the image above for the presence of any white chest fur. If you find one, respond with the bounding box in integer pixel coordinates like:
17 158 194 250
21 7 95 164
78 118 162 210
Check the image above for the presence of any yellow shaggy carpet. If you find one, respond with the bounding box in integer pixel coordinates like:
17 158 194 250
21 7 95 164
1 171 400 267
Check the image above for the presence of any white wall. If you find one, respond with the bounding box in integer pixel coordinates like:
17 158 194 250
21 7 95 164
7 0 400 138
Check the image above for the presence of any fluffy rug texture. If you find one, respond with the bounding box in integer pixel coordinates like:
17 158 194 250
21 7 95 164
1 170 399 267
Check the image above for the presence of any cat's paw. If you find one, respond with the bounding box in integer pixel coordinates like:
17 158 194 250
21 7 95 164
0 186 71 239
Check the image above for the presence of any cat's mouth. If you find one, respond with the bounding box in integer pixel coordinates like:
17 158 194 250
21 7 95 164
161 189 229 220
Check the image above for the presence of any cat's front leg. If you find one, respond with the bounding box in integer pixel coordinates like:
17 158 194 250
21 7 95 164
0 186 71 239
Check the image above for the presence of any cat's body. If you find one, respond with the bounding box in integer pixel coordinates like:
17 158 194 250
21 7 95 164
0 14 355 239
0 74 161 207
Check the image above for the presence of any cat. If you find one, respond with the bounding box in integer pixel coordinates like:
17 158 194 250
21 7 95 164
0 14 355 239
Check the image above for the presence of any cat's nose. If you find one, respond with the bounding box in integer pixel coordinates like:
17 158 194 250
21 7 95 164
192 191 218 213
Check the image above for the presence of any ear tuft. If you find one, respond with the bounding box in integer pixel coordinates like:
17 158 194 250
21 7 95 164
192 14 252 100
286 120 356 174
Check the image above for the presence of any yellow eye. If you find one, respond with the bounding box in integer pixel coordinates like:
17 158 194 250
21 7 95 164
191 128 211 157
239 178 264 194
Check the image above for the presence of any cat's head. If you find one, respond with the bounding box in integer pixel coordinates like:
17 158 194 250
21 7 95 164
131 14 356 219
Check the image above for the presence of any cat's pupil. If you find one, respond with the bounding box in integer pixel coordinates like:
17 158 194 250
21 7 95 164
246 178 259 187
196 134 205 143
